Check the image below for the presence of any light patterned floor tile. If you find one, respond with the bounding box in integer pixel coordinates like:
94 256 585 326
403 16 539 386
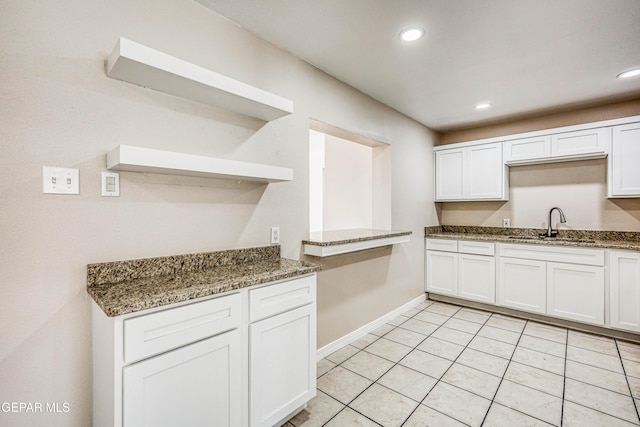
364 337 412 363
317 358 336 378
629 376 640 399
349 383 418 427
567 330 618 356
495 379 562 426
316 366 372 404
417 336 465 361
341 350 395 381
414 310 451 325
477 324 521 344
453 308 491 324
564 378 640 424
468 335 515 359
483 403 553 427
504 361 564 397
289 390 344 427
485 315 526 333
399 349 453 379
399 318 439 335
351 333 379 350
403 404 467 427
404 307 422 318
422 382 491 427
324 407 379 426
383 326 427 347
370 323 394 337
562 401 640 427
387 315 410 326
431 326 475 346
623 358 640 379
425 302 460 316
518 334 566 358
618 341 640 363
444 317 483 334
523 322 567 344
512 346 566 375
441 363 502 399
326 345 359 364
567 345 624 374
565 359 630 395
456 348 510 377
377 364 437 401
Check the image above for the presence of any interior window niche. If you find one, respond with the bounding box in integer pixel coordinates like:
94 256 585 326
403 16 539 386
309 120 391 233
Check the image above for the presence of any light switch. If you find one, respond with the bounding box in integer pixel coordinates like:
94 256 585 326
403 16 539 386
101 172 120 197
43 166 79 194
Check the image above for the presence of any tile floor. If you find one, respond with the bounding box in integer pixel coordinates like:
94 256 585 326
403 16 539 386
286 299 640 427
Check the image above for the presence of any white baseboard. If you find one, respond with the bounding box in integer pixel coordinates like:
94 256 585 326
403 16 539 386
316 293 427 361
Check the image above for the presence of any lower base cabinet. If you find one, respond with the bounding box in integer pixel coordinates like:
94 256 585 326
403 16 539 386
610 250 640 333
497 257 547 314
459 253 495 304
123 331 242 427
547 262 604 325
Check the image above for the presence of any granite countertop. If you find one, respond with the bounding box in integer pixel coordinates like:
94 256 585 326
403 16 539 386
87 245 320 317
303 228 413 246
424 225 640 252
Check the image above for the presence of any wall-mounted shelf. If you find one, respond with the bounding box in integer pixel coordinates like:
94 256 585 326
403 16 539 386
302 229 412 257
107 145 293 183
106 37 293 121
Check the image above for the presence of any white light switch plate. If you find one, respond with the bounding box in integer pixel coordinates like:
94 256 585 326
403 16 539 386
42 166 79 194
101 172 120 197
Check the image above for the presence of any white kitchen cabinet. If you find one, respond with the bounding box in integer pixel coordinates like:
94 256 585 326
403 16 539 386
249 305 316 427
426 250 458 296
608 122 640 197
123 331 241 427
546 262 604 325
504 135 551 163
434 142 507 201
426 238 495 303
497 257 547 314
609 250 640 333
459 254 495 304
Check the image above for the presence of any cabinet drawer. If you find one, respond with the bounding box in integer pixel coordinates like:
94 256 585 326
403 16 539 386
250 275 316 322
458 240 495 256
124 293 241 364
426 238 458 252
498 243 604 266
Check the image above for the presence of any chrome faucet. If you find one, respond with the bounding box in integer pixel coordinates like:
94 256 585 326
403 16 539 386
545 207 566 238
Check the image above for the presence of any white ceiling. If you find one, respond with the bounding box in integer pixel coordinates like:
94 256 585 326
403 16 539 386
197 0 640 132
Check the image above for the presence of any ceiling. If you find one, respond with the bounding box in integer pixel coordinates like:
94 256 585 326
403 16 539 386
197 0 640 132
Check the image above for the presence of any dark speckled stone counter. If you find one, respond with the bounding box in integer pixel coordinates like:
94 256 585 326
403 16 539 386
87 245 320 317
424 225 640 251
303 229 412 246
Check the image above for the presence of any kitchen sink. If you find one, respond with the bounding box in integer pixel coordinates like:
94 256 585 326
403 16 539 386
507 236 596 244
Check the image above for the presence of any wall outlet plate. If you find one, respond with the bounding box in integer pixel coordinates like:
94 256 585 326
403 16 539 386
503 218 511 227
43 166 79 194
101 172 120 197
271 227 280 244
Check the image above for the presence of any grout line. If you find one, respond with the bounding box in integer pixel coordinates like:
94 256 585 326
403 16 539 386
560 327 569 426
616 339 640 425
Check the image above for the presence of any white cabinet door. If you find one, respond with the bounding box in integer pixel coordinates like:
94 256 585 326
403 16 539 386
123 330 242 427
434 149 464 200
504 135 551 163
551 128 608 158
467 143 505 200
250 304 316 427
610 251 640 333
609 122 640 197
546 262 604 325
498 258 546 314
459 254 495 304
426 250 458 296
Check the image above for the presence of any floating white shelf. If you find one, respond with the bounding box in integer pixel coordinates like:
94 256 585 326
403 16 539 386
106 37 293 121
302 229 412 257
106 145 293 183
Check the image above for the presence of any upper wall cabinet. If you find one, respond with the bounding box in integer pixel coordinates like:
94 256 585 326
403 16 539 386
608 122 640 198
434 142 508 202
504 128 609 166
106 37 293 121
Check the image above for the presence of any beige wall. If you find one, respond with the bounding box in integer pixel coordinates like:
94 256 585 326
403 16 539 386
438 100 640 231
0 1 437 425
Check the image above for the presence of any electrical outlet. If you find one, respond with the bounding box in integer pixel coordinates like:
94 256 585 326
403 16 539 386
42 166 79 194
101 172 120 197
270 227 280 244
503 218 511 228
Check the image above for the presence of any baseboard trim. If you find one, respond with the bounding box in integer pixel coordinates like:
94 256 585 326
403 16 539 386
316 293 427 361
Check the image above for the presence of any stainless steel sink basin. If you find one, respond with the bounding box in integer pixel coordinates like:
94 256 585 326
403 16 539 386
507 236 595 244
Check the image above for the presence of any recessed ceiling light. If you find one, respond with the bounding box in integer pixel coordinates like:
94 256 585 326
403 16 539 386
617 68 640 79
475 103 492 110
399 27 424 42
